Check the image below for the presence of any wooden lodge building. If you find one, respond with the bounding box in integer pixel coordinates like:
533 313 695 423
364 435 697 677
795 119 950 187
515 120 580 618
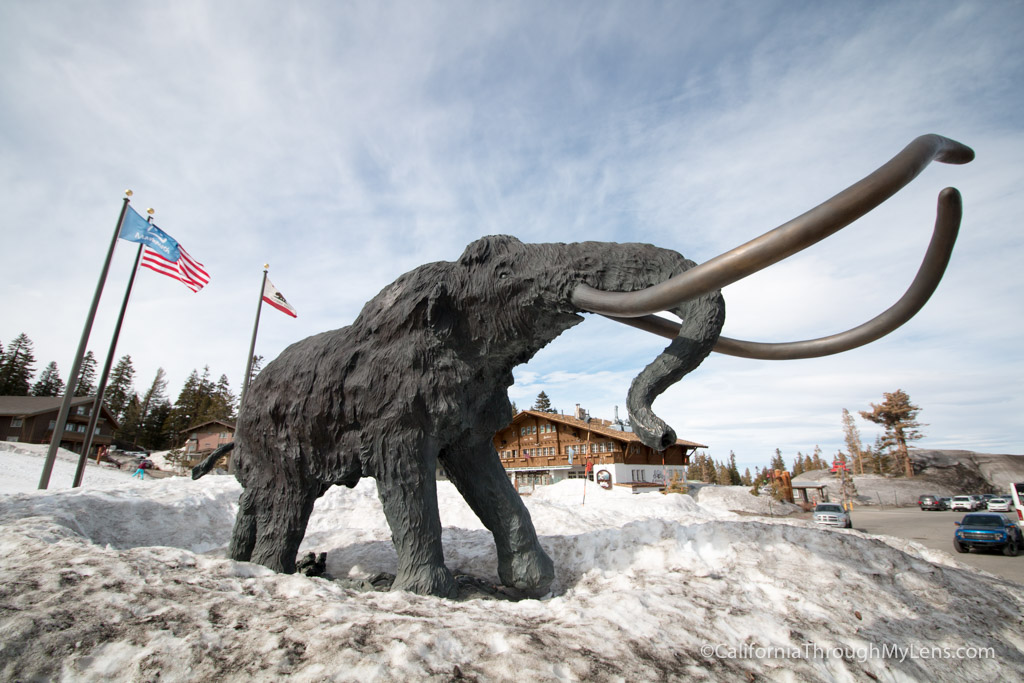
182 419 236 468
493 405 705 490
0 395 119 457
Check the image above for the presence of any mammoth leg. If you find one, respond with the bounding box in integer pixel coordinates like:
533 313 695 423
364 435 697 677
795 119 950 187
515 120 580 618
240 460 322 574
441 441 554 596
229 487 258 562
374 439 457 598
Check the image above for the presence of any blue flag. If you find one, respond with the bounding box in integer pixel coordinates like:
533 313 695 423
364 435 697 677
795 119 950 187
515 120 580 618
118 206 182 262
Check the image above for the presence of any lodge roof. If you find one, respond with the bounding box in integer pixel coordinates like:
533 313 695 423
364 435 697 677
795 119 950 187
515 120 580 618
0 395 98 417
508 409 707 449
0 395 120 429
187 419 237 433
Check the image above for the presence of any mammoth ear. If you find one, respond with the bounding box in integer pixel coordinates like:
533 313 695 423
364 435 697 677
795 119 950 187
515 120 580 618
458 235 523 267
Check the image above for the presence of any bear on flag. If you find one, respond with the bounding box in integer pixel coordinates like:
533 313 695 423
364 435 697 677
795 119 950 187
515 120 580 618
263 277 297 317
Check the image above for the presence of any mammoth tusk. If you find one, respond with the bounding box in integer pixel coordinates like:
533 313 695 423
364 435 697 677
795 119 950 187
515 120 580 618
572 134 974 318
606 187 963 360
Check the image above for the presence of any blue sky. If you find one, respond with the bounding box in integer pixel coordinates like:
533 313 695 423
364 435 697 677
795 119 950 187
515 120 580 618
2 1 1022 471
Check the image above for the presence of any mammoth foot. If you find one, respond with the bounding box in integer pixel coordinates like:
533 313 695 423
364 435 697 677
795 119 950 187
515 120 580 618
498 545 555 598
392 563 459 599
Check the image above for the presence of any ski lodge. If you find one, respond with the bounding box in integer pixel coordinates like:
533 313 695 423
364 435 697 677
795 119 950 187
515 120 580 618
493 405 705 490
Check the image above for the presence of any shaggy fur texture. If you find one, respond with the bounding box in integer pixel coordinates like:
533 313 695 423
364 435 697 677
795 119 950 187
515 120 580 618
226 235 725 597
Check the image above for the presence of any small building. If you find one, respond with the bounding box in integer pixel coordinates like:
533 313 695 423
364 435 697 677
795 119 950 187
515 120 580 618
0 395 119 457
494 406 705 490
182 419 236 466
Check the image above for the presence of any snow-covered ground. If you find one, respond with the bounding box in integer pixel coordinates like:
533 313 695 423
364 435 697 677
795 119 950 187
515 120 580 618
2 445 1023 681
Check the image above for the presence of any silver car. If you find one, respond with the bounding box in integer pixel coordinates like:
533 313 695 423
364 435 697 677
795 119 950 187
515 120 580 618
813 503 853 528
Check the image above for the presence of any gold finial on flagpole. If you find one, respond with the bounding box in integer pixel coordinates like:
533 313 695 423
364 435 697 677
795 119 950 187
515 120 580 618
147 208 155 215
264 263 270 270
125 189 133 197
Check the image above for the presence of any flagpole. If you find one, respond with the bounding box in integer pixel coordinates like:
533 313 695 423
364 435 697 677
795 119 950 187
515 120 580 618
240 265 269 409
39 191 133 490
73 210 150 487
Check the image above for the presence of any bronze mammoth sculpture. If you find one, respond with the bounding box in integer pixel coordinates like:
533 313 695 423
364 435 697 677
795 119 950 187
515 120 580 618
196 134 972 598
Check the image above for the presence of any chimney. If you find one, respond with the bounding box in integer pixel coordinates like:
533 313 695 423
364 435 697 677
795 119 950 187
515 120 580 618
574 404 585 420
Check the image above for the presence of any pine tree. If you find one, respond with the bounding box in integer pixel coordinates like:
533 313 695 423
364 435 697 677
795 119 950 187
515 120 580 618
0 333 36 395
74 351 98 397
532 391 553 412
792 453 805 476
741 467 753 486
869 435 893 474
686 457 701 482
811 445 825 471
211 374 237 420
860 389 924 478
117 394 143 445
31 361 65 397
728 452 741 485
770 448 787 473
104 355 136 422
840 408 867 475
700 453 716 483
120 369 167 448
247 354 264 390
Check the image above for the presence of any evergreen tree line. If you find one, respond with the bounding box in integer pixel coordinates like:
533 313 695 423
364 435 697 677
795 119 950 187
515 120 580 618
685 389 926 484
1 332 246 451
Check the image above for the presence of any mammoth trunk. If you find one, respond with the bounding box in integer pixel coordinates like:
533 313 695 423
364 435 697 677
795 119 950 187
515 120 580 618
626 290 725 450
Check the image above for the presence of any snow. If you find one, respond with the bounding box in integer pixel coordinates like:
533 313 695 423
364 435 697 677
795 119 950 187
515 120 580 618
690 484 803 517
2 444 1023 681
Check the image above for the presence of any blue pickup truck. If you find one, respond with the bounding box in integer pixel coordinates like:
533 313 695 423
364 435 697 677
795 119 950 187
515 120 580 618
954 513 1022 556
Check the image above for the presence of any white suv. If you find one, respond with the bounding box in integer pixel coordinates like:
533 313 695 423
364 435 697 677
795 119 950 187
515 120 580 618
951 495 975 511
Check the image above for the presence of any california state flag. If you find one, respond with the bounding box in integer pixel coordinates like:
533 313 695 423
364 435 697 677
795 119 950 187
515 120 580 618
263 277 297 317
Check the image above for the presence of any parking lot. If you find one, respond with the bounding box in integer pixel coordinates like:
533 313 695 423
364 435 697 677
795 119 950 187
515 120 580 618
839 507 1024 584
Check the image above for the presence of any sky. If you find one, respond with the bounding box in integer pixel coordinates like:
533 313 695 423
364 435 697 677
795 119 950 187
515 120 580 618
2 1 1022 471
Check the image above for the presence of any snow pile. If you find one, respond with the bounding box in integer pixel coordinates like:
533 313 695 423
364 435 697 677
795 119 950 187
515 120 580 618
2 451 1023 681
0 441 135 492
690 484 803 517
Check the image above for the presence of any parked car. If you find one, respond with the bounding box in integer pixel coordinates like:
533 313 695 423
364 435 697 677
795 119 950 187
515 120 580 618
987 498 1012 512
918 495 945 511
951 496 976 511
813 503 853 528
954 513 1022 555
138 458 155 470
939 497 953 510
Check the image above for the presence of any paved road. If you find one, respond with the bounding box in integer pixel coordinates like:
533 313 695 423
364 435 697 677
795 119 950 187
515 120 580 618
842 507 1024 585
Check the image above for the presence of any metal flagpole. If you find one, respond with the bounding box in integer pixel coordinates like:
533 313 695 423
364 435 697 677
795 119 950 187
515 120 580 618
39 191 134 490
73 210 150 487
240 265 269 410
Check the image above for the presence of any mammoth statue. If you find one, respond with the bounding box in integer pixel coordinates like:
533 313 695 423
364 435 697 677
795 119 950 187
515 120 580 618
195 134 973 598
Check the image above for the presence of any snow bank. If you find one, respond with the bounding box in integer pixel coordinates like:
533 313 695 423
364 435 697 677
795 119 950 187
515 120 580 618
0 442 136 492
690 484 803 517
2 453 1023 681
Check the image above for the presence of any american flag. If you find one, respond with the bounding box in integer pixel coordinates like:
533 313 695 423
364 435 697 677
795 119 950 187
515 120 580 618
140 245 209 292
118 206 209 292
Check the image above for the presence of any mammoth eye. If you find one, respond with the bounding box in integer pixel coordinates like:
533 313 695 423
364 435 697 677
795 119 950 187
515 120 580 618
498 271 510 279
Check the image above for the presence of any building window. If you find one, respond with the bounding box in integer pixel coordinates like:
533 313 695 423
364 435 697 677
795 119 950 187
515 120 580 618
49 420 56 429
11 418 23 428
